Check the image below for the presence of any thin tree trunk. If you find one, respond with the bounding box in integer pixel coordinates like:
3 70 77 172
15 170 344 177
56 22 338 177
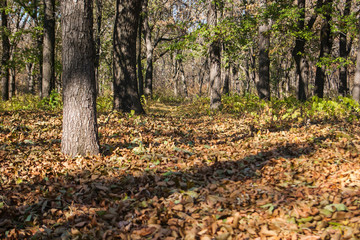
94 0 102 97
292 0 307 101
1 0 10 101
173 55 179 97
180 62 188 98
222 65 230 95
315 0 333 98
42 0 56 98
144 12 153 98
339 0 351 96
61 0 100 157
27 63 34 93
137 14 144 96
9 67 15 98
113 0 144 114
208 0 222 110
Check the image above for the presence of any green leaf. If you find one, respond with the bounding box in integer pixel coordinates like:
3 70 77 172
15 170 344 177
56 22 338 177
25 214 32 222
324 203 348 212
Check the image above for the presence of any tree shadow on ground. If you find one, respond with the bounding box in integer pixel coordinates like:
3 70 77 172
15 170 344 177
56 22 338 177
0 140 318 239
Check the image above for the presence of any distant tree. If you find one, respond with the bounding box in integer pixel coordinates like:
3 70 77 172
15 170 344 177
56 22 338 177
338 0 351 96
143 6 154 98
42 0 56 98
257 0 270 100
61 0 100 157
94 0 102 96
315 0 333 98
1 0 10 101
208 0 222 110
113 0 145 114
137 12 144 96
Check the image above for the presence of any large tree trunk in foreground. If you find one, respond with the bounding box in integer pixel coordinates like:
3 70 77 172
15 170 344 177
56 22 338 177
61 0 100 157
1 0 10 101
42 0 56 98
113 0 145 114
208 0 222 110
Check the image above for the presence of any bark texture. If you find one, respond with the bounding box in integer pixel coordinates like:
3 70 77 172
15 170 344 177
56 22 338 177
353 20 360 102
144 13 154 98
113 0 145 114
339 0 351 96
257 0 271 100
292 0 307 101
94 0 102 96
42 0 56 98
1 0 10 101
315 0 333 98
61 0 100 157
208 0 222 110
137 14 144 96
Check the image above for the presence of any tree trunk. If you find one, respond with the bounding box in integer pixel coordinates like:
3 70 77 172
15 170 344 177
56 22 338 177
37 37 43 95
27 63 34 93
173 54 179 97
9 67 15 98
292 0 307 101
61 0 100 157
257 0 271 100
208 0 222 110
222 65 230 95
144 12 153 98
180 62 188 98
353 18 360 102
113 0 145 114
42 0 56 98
1 0 10 101
94 0 102 96
315 0 333 98
339 0 351 96
137 14 144 96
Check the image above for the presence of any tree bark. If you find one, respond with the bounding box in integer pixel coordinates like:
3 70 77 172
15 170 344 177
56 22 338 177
144 12 153 98
339 0 351 96
292 0 307 101
9 67 15 98
257 0 271 100
61 0 100 157
1 0 10 101
222 65 230 95
137 14 144 97
208 0 222 110
314 0 333 98
113 0 145 114
42 0 56 98
94 0 102 96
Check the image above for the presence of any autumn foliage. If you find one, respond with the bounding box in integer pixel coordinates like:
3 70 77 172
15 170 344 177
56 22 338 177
0 96 360 239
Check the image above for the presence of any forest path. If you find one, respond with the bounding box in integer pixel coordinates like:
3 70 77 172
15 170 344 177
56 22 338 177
0 105 359 239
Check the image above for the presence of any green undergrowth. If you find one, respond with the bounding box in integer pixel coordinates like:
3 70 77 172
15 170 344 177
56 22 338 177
1 93 360 124
0 91 62 111
187 94 360 123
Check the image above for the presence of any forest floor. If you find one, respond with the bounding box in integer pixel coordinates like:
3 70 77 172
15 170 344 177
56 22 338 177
0 100 360 239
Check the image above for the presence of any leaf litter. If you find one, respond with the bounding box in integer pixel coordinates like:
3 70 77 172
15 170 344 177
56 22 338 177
0 104 359 239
